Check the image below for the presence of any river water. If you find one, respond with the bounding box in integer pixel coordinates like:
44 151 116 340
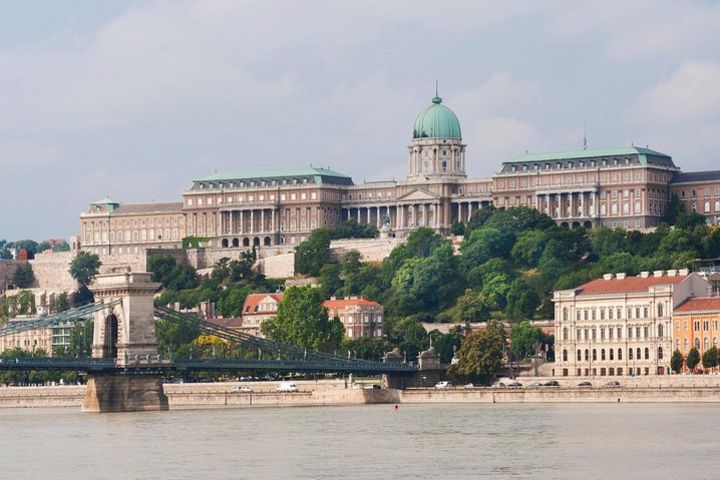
0 403 716 480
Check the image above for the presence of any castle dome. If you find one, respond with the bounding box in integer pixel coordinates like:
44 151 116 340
412 95 461 139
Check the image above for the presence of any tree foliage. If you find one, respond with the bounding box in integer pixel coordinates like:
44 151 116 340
686 347 701 372
261 286 343 353
12 263 35 288
670 349 684 374
448 321 505 385
69 251 101 287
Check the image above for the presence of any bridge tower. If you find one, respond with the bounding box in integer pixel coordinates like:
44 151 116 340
82 272 169 412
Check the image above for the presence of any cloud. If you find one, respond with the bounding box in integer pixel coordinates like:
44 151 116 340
629 61 720 127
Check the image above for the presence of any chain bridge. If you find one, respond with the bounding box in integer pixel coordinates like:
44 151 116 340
0 272 415 411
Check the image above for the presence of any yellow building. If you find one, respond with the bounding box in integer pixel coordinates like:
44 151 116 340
673 297 720 372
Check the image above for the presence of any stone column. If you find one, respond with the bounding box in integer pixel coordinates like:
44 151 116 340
569 193 574 218
271 209 276 232
260 210 265 233
250 211 254 234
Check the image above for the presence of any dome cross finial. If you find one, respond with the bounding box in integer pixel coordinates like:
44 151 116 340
435 80 438 97
432 81 442 104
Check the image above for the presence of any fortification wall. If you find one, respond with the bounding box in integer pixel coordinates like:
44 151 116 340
29 251 77 292
329 238 402 262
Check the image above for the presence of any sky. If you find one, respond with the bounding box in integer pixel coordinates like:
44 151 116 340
1 0 719 240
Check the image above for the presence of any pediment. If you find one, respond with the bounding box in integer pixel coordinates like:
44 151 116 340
397 188 441 202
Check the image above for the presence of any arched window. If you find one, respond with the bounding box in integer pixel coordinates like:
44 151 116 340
577 349 581 361
715 200 720 212
637 348 641 359
618 348 623 360
705 202 711 213
563 349 568 362
658 303 664 317
644 347 649 360
609 349 614 360
601 349 606 361
658 324 664 338
695 338 700 349
585 349 589 361
563 308 568 321
658 347 663 360
704 338 710 350
441 160 448 171
592 349 597 361
563 327 568 340
629 348 634 360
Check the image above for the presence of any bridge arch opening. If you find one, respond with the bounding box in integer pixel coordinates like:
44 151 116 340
263 236 271 246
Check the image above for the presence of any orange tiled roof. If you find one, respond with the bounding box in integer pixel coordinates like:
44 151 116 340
205 317 244 328
675 297 720 313
323 298 382 309
242 293 283 314
576 275 687 296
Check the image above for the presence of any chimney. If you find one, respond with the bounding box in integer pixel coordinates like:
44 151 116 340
667 269 678 277
653 270 663 278
679 268 690 276
640 271 650 278
603 273 614 281
616 273 627 280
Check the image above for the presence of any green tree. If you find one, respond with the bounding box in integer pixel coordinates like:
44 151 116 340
294 229 331 276
670 349 684 374
261 286 343 352
686 347 700 373
12 263 35 288
341 337 389 361
702 346 719 371
663 194 685 224
453 289 490 324
509 321 543 359
69 251 101 287
448 321 505 385
319 263 343 299
155 314 201 357
505 278 540 321
50 292 71 313
450 221 465 236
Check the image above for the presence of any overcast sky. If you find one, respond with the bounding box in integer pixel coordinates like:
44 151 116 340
1 0 719 241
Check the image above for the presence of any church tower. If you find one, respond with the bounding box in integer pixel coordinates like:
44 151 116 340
407 90 466 181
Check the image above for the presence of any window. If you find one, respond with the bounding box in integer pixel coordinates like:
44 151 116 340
644 347 649 360
563 349 568 362
658 303 664 317
629 348 633 360
658 324 664 338
592 349 597 361
562 327 568 340
609 349 614 360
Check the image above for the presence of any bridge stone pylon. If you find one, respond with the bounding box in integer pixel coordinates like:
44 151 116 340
90 271 161 365
82 271 169 413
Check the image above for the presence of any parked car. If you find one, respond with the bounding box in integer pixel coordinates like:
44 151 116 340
603 381 621 389
506 381 523 389
434 381 451 389
464 383 477 389
491 382 507 389
527 382 543 389
577 381 593 389
363 384 381 390
276 382 299 393
230 385 253 393
543 380 560 387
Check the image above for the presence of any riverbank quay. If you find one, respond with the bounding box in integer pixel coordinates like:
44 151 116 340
6 376 720 408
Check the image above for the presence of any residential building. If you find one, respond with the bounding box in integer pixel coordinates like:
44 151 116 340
553 270 710 377
238 293 284 337
670 171 720 225
672 297 720 371
0 317 75 357
324 296 384 338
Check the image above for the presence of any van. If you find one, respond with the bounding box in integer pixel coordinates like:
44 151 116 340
276 382 299 393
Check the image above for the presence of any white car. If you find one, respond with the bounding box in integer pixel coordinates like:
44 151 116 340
230 385 253 393
276 382 299 393
434 381 451 389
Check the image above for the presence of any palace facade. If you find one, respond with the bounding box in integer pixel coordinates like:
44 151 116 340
79 92 720 255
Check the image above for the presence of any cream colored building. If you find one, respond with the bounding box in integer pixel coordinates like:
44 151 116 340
553 270 710 377
0 317 74 357
80 198 185 256
324 296 384 339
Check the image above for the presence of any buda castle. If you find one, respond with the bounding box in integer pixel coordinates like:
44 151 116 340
80 92 720 256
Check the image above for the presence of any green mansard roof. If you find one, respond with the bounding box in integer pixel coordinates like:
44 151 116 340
507 146 671 163
196 167 353 186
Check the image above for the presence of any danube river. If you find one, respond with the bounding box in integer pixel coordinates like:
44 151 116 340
0 403 715 479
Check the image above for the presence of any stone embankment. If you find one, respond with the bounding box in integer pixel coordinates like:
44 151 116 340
5 377 720 409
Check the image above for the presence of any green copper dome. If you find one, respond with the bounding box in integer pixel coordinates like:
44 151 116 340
412 96 461 139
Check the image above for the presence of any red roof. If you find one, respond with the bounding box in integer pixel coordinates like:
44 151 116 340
323 298 382 309
675 297 720 313
242 293 283 314
577 274 688 296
